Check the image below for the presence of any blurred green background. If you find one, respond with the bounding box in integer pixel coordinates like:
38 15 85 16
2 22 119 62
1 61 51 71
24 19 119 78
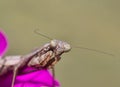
0 0 120 87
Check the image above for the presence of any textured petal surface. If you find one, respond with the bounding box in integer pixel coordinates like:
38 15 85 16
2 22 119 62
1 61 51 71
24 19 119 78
0 69 60 87
0 72 13 87
0 30 8 57
15 69 60 87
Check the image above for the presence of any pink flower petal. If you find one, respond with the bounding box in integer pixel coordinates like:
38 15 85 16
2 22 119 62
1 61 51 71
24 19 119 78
15 69 60 87
0 69 60 87
0 29 8 57
0 71 13 87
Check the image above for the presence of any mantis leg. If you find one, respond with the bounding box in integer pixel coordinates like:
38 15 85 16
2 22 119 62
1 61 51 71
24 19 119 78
11 67 18 87
51 67 55 87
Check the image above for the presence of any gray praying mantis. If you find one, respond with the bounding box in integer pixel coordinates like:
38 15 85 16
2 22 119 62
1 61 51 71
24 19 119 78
0 39 71 87
0 29 114 87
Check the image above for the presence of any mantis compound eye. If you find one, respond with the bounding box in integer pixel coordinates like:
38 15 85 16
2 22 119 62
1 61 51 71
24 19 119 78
64 44 71 52
50 40 57 48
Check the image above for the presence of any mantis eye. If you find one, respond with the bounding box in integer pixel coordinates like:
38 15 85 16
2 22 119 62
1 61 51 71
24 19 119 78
64 44 71 52
50 40 57 47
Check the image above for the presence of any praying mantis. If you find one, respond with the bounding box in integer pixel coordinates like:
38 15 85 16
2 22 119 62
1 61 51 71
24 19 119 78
0 39 71 87
0 30 114 87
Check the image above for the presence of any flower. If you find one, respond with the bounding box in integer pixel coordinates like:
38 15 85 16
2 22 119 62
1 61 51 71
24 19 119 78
0 30 60 87
15 69 59 87
0 30 8 57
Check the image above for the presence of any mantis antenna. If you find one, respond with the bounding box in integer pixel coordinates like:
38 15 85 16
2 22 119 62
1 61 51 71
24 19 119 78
34 29 53 40
34 29 114 56
74 46 114 56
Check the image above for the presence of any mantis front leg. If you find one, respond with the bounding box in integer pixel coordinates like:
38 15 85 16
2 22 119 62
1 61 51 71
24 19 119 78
11 67 18 87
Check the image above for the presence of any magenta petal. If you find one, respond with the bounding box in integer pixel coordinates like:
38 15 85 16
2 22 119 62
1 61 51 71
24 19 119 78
0 69 60 87
0 72 13 87
15 69 60 87
0 29 8 57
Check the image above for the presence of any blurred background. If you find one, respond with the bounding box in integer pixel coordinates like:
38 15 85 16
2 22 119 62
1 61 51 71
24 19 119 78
0 0 120 87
